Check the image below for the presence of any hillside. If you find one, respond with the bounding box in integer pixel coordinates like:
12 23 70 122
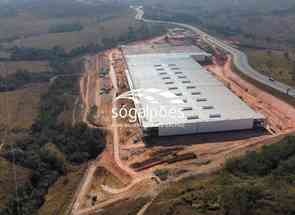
0 0 134 58
143 136 295 215
0 1 166 213
140 0 295 49
2 1 295 214
0 158 32 210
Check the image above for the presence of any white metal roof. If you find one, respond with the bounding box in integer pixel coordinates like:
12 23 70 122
122 43 211 56
123 52 265 128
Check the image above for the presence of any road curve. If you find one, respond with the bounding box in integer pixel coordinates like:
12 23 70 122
133 6 295 98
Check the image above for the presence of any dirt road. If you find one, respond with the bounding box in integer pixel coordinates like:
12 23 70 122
71 52 156 215
70 45 295 215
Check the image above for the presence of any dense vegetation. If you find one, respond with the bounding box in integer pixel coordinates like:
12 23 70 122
225 136 295 177
0 70 105 214
48 23 83 34
145 136 295 215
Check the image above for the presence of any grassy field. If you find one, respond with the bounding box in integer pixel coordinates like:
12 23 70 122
0 83 48 130
0 13 88 41
3 61 50 76
2 11 137 52
0 0 129 39
232 59 295 107
100 198 151 215
39 166 86 215
245 48 295 87
94 167 125 189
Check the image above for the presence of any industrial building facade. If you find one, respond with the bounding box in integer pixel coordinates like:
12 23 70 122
122 46 266 136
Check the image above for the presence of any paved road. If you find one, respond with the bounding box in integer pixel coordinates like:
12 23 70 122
133 6 295 98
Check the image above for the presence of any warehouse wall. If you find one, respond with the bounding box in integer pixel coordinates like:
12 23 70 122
198 119 254 133
158 123 198 136
157 119 255 136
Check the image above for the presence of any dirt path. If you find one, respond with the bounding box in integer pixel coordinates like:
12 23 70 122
82 70 91 122
112 115 137 177
108 52 118 91
75 178 154 215
72 163 98 213
70 55 104 215
71 52 155 215
72 97 80 127
79 55 102 127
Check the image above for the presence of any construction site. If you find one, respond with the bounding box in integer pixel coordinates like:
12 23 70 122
70 27 295 215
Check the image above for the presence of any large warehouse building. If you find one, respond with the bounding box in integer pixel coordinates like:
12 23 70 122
122 46 266 136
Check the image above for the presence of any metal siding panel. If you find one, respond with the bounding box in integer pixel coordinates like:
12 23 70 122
198 119 254 133
157 119 254 136
159 124 198 136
